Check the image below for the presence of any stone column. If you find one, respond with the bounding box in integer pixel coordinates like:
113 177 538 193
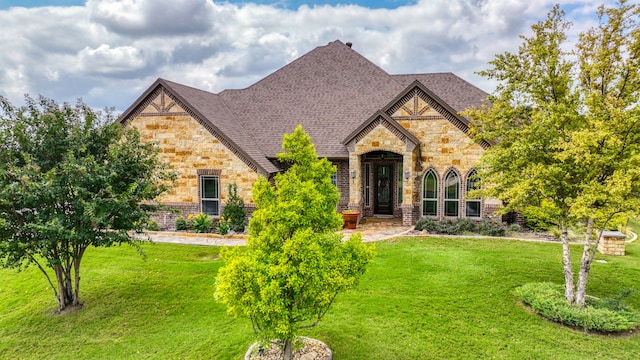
401 143 418 226
597 231 627 256
348 152 361 211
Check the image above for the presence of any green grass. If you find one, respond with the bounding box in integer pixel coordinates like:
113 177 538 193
1 237 639 359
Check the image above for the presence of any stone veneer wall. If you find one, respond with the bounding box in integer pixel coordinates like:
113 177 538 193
129 91 261 230
597 231 627 256
397 117 501 219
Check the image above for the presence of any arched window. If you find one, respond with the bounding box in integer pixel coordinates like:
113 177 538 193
444 170 459 217
422 170 438 216
465 169 481 218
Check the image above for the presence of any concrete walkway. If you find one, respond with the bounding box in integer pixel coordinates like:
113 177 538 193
144 219 638 247
145 217 413 246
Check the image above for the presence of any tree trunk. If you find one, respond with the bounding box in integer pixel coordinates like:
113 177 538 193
560 225 575 304
575 217 594 307
53 264 67 311
283 339 293 360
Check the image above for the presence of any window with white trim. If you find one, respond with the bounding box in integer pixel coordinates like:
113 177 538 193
465 169 481 218
422 170 437 216
200 175 220 216
444 170 459 217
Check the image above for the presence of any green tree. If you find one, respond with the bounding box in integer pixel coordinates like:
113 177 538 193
222 183 246 232
215 125 374 360
0 95 175 311
467 1 640 307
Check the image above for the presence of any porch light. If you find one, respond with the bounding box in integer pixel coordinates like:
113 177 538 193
350 169 356 179
404 170 410 180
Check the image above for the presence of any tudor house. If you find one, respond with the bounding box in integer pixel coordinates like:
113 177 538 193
120 40 500 229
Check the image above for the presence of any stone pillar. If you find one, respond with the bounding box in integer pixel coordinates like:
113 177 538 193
348 153 361 210
401 151 414 226
597 231 627 256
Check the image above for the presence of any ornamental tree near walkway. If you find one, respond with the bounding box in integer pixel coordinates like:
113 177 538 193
215 125 374 360
0 95 175 311
467 1 640 307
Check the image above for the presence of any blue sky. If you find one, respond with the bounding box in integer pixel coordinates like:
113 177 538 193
0 0 414 10
0 0 611 111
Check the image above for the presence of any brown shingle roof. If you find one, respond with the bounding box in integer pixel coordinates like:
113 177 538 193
121 40 489 174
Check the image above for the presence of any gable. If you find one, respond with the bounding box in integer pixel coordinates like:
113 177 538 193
119 79 279 175
343 111 419 153
384 83 491 149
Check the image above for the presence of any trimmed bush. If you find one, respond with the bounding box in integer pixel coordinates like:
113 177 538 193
175 216 188 231
514 282 640 333
477 220 506 236
415 217 509 237
146 219 159 231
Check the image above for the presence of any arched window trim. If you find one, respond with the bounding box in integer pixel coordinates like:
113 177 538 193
443 168 460 217
422 168 439 217
465 169 482 218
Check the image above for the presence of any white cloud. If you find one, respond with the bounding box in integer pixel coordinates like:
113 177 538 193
0 0 614 111
78 44 147 76
87 0 216 36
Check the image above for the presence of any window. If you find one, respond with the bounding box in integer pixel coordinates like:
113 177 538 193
364 163 371 207
466 169 481 218
331 172 337 186
422 170 437 216
200 176 219 216
397 163 403 205
444 170 459 217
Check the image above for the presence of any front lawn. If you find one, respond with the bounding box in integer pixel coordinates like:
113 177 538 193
1 237 639 359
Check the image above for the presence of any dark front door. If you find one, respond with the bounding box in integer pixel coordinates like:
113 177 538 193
374 164 392 215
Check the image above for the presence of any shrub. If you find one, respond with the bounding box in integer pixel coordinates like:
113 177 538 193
175 216 188 231
521 200 558 232
416 217 509 237
222 183 246 232
146 219 159 231
477 220 507 237
188 212 213 233
514 282 640 333
218 216 230 235
415 217 439 232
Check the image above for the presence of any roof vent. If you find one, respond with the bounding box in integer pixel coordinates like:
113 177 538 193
346 42 352 48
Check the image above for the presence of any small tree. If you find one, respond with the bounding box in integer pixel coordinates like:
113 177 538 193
0 95 175 311
222 183 246 232
467 1 640 307
215 125 374 360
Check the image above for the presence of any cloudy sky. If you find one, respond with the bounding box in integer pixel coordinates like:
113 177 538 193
0 0 619 112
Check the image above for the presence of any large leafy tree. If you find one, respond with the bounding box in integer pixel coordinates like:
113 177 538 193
0 95 175 311
467 1 640 306
215 125 374 360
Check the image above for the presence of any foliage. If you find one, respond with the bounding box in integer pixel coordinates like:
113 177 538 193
466 1 640 306
414 217 509 236
515 282 640 333
218 216 230 235
521 200 559 232
175 216 188 231
146 220 159 231
0 95 175 311
187 212 212 233
222 183 246 232
215 125 374 360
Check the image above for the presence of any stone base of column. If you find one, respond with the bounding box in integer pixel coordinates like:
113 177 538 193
401 203 419 226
